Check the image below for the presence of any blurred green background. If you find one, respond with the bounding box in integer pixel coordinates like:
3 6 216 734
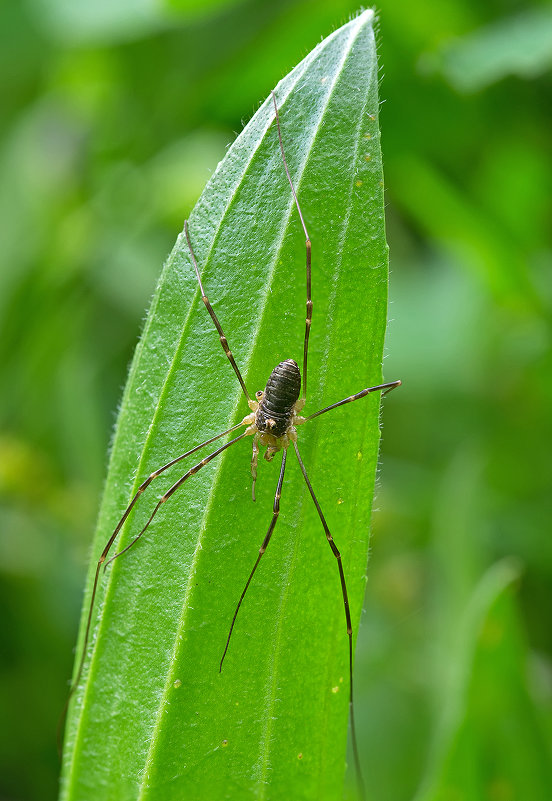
1 1 551 800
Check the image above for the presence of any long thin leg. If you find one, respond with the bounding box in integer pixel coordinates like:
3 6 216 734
58 428 247 751
110 422 245 568
106 431 248 568
304 379 401 422
220 448 287 672
293 441 366 801
184 220 251 403
271 92 312 402
250 433 260 502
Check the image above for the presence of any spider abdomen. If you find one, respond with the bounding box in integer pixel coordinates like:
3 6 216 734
256 359 301 437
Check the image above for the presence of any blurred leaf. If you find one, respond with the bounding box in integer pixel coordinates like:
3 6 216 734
61 10 391 801
30 0 250 45
437 7 552 92
29 0 168 44
147 129 230 224
166 0 245 14
417 560 552 801
388 154 540 309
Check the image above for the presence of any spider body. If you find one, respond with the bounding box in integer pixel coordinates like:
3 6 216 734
255 358 302 438
245 358 305 464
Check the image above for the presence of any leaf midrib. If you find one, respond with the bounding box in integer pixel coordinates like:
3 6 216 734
254 16 370 798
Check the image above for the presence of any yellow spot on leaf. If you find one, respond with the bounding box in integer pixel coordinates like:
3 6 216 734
173 679 182 689
488 778 514 801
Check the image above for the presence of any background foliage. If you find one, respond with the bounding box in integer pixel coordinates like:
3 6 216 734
0 1 551 800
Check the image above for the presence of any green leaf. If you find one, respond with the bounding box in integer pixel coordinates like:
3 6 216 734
30 0 167 45
31 0 246 46
60 10 391 800
387 154 539 308
437 7 552 92
417 560 552 801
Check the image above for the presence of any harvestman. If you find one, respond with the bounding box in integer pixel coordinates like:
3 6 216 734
62 93 401 799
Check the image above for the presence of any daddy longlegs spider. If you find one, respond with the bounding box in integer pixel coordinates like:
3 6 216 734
61 92 401 800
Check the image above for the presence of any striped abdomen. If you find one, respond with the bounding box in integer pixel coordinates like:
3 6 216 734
256 359 301 437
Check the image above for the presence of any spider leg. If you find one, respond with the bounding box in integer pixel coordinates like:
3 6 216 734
220 448 287 672
184 221 252 404
303 379 401 422
293 440 366 801
271 92 312 403
58 428 248 751
250 433 260 502
105 431 249 569
100 423 246 579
